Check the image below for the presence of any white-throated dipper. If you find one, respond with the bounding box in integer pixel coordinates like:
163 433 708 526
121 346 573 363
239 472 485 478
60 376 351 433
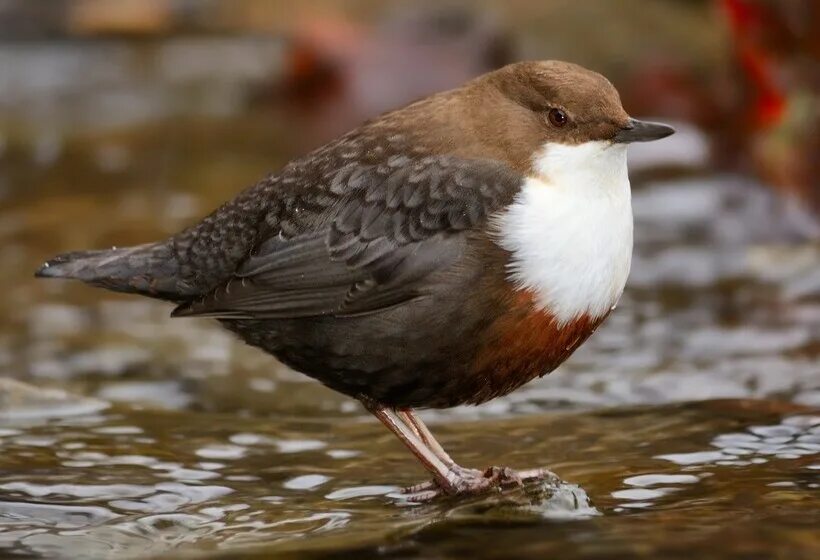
36 61 674 501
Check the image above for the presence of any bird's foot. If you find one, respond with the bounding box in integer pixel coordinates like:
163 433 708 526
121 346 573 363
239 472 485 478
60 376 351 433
400 465 555 502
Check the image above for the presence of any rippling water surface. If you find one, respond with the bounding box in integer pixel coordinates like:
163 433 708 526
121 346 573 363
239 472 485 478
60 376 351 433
0 38 818 560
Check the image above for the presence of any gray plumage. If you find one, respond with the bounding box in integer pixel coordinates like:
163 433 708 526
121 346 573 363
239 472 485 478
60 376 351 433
38 129 522 320
35 126 523 407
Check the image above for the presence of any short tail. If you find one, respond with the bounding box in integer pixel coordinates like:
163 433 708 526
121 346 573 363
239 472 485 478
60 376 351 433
35 242 186 300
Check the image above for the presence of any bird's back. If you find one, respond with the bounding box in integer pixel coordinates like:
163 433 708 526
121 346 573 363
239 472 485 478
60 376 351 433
37 85 523 313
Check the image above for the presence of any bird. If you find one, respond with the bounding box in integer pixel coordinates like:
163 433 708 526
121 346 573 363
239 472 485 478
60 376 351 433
35 61 674 501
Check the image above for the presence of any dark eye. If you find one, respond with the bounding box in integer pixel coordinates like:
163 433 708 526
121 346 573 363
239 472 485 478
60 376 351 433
548 108 568 127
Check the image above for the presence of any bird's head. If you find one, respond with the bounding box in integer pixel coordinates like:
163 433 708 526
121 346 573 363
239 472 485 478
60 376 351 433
466 60 675 181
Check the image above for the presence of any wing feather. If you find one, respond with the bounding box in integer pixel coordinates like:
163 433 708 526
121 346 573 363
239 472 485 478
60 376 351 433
172 156 520 319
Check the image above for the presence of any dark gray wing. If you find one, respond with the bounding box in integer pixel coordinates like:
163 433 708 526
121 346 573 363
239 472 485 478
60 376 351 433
171 156 521 319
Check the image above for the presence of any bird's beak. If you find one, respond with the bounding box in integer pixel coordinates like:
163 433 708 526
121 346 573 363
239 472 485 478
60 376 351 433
613 118 675 143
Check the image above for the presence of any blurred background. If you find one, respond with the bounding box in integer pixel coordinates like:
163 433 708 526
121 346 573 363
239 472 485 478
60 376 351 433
0 1 817 559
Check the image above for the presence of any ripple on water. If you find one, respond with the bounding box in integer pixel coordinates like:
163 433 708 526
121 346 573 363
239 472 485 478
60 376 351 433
228 432 326 453
0 501 119 528
0 482 155 500
92 426 143 435
109 483 233 514
612 488 672 501
325 485 397 501
657 415 820 467
326 449 360 459
195 444 247 460
623 474 700 487
613 477 697 507
283 475 331 491
609 414 819 510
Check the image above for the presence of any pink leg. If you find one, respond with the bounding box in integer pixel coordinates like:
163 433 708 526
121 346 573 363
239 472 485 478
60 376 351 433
365 401 556 501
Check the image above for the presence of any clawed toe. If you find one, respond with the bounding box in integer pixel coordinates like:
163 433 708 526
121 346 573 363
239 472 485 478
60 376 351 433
401 479 439 495
485 466 555 487
399 465 555 502
484 465 522 486
402 488 443 502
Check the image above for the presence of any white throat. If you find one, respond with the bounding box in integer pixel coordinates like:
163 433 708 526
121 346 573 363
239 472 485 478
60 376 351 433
495 141 633 326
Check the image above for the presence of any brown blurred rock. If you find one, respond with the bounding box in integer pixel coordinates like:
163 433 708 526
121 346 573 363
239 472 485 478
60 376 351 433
0 378 108 419
256 6 515 149
68 0 173 37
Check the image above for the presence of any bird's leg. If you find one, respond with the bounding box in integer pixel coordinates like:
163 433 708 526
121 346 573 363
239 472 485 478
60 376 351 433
396 409 482 480
397 410 555 487
365 400 557 501
395 410 451 464
364 402 468 497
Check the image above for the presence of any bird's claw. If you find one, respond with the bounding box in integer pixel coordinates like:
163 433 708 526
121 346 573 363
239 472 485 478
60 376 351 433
400 466 555 502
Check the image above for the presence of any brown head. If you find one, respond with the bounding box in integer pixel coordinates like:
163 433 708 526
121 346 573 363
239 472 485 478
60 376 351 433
473 61 674 171
402 60 675 174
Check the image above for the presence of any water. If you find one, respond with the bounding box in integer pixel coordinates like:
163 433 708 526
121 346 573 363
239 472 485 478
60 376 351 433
0 402 816 558
0 36 818 560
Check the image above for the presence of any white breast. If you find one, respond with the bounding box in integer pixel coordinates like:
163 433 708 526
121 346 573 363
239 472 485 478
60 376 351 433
494 141 633 326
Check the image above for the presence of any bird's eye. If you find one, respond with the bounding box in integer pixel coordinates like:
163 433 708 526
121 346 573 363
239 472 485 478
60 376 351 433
547 108 568 127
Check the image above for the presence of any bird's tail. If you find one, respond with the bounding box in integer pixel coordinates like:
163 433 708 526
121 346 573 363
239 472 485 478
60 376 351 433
35 242 185 300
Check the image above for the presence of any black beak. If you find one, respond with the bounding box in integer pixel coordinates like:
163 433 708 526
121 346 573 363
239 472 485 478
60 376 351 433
613 118 675 143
